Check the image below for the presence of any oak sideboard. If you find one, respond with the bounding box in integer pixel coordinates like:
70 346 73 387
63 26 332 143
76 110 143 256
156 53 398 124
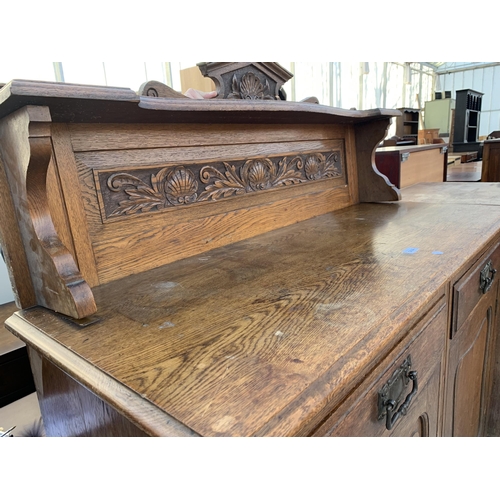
0 79 499 436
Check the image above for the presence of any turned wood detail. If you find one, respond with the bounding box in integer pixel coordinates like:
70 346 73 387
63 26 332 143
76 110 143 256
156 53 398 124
95 150 344 221
0 105 96 318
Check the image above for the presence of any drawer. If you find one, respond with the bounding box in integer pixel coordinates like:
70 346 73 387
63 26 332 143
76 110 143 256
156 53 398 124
313 294 447 437
452 242 500 337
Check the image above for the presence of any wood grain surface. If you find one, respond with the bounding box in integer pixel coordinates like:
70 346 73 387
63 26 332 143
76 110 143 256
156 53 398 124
314 292 447 437
8 200 500 436
402 182 500 204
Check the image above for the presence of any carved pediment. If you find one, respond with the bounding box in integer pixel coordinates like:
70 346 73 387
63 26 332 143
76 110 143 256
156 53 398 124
197 62 293 100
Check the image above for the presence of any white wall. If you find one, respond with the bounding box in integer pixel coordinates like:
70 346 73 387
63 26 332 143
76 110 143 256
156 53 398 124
437 64 500 137
0 259 14 304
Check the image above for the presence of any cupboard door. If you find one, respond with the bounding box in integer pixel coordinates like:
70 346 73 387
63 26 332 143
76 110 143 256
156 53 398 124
444 243 500 437
313 295 447 437
444 286 497 436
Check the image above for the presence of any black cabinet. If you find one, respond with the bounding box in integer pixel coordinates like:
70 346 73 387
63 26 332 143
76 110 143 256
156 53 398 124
453 89 483 157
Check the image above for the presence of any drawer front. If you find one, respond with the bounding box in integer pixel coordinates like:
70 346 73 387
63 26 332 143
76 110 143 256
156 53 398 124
452 242 500 337
313 295 447 437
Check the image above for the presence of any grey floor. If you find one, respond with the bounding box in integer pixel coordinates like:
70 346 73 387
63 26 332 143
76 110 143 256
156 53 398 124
0 392 44 437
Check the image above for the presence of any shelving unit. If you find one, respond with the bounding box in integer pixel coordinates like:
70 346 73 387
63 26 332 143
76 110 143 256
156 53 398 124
453 89 483 156
396 108 420 142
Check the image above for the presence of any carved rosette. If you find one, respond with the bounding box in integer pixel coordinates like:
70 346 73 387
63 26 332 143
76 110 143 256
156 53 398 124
98 151 343 220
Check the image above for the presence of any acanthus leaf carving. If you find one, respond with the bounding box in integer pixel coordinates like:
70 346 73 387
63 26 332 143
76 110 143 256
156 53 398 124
107 169 168 216
98 150 343 220
198 163 246 201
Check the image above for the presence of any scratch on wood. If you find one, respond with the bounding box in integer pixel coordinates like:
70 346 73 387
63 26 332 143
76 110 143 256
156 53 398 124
159 321 175 329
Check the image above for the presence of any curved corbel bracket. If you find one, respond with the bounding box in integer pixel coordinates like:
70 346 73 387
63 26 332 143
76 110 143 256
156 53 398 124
355 118 401 203
0 105 96 318
138 81 188 99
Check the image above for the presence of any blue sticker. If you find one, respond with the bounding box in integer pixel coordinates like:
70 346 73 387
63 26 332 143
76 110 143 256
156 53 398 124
432 251 444 255
402 247 419 254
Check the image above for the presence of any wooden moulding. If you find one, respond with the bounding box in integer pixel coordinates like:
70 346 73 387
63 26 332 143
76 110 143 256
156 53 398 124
0 105 96 318
6 313 196 436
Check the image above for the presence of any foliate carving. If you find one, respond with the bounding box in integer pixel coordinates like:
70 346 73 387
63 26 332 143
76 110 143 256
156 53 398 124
228 73 274 100
198 156 306 201
106 167 200 216
304 153 341 180
97 151 343 220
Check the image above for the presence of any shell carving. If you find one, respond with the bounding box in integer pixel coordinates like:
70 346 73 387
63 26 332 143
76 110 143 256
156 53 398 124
165 168 198 205
102 151 342 218
242 159 274 191
228 72 274 100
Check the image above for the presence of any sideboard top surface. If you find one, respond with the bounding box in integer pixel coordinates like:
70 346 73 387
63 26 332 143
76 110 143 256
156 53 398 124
402 182 500 205
10 197 500 436
376 143 447 154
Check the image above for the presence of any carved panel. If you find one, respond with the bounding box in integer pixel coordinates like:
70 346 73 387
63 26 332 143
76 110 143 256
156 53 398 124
94 150 344 222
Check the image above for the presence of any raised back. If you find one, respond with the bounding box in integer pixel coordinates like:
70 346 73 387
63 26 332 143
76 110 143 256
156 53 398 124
0 79 399 318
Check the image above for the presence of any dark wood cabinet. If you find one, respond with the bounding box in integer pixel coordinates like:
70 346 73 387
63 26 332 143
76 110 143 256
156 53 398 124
452 89 483 156
444 242 500 436
481 139 500 182
396 107 420 142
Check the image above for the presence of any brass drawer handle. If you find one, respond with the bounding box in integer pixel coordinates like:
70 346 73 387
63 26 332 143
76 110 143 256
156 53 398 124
378 355 419 431
480 260 497 294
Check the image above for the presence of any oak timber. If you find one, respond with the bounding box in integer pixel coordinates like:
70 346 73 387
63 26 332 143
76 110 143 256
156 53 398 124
7 200 500 436
2 79 500 437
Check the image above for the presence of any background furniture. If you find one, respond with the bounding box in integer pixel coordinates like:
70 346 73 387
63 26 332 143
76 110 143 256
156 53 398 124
1 79 499 437
376 143 448 188
424 97 455 136
481 139 500 182
395 107 420 143
453 89 483 156
418 128 443 144
180 66 216 95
